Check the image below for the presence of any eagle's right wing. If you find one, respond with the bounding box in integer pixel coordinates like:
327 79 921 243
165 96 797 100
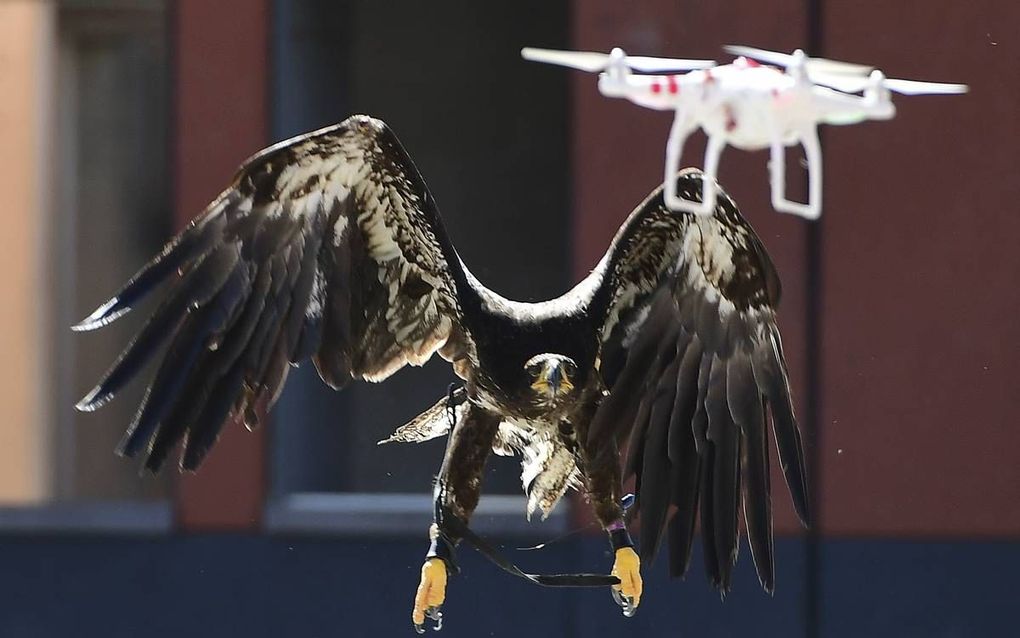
75 115 475 472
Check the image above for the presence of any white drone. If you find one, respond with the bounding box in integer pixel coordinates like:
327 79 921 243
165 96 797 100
522 45 968 220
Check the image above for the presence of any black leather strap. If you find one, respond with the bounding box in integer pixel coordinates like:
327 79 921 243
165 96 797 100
439 504 619 588
608 527 635 551
425 523 460 575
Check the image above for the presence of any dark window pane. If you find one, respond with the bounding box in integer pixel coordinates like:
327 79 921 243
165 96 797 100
271 1 570 496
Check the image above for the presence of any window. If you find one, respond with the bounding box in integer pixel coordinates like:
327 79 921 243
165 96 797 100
54 0 171 502
267 1 572 533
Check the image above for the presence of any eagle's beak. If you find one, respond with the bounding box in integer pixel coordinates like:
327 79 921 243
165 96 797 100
531 360 574 399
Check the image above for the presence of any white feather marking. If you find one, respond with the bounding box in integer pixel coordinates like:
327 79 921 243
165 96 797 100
306 269 326 320
234 196 253 216
296 189 322 219
620 292 652 347
361 352 408 382
332 213 349 247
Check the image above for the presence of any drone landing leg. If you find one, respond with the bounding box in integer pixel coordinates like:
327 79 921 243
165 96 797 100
699 134 726 216
662 108 711 215
769 127 822 220
802 127 822 219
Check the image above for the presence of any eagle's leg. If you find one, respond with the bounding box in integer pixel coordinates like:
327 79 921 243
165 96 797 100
412 404 500 633
585 443 643 616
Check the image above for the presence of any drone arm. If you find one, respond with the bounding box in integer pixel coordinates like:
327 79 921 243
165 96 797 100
812 85 894 125
663 108 715 215
812 86 870 125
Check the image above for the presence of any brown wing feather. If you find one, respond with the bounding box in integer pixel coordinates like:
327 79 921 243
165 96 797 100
75 115 475 471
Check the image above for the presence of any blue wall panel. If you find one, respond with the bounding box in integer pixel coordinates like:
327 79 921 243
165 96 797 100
0 536 1016 637
820 539 1020 638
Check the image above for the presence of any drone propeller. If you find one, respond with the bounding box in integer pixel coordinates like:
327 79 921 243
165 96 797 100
521 47 715 74
724 44 873 76
813 70 969 95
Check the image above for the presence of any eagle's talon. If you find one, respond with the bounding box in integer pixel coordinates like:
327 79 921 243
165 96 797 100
621 598 637 618
610 547 642 617
610 588 636 617
412 558 448 632
426 606 443 631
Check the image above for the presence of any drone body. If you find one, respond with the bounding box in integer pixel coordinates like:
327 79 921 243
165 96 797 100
524 45 966 220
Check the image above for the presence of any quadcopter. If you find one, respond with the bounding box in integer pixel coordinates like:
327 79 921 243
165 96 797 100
522 45 967 219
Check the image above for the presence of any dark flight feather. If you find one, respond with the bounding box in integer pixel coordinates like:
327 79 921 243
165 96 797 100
79 115 474 470
706 354 741 592
637 340 682 565
120 260 246 463
665 336 703 578
595 170 808 594
623 318 681 478
752 327 810 525
72 211 228 332
77 242 242 412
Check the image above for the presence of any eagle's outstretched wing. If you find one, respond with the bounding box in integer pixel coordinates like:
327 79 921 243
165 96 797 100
75 115 474 472
588 169 808 594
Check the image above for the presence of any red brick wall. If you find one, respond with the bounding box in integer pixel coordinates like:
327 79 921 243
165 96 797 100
573 1 1020 537
174 0 270 530
820 2 1020 536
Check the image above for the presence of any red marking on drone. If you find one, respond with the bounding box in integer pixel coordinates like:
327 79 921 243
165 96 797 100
651 79 662 94
666 75 679 94
735 56 761 68
724 106 737 132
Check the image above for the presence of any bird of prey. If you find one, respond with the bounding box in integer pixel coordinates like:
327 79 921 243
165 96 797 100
75 115 808 631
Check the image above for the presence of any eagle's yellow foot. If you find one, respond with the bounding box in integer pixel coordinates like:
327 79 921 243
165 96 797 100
412 558 447 633
610 547 642 617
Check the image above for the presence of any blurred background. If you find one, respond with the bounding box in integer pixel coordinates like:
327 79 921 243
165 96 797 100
0 1 1017 636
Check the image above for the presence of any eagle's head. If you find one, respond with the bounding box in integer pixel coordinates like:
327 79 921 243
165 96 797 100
524 354 578 402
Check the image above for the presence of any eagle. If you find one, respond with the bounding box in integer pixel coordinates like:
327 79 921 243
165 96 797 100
75 115 808 631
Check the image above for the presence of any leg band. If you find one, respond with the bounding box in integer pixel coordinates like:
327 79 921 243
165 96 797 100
607 523 634 551
426 523 460 575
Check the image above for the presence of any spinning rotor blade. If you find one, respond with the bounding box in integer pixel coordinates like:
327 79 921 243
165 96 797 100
621 55 717 73
521 48 614 72
724 44 872 75
813 71 969 95
521 47 714 74
882 78 969 95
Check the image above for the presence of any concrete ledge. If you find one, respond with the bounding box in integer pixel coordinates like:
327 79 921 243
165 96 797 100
0 501 172 534
264 492 569 538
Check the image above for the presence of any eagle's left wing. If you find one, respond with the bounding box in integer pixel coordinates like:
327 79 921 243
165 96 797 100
587 169 809 594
